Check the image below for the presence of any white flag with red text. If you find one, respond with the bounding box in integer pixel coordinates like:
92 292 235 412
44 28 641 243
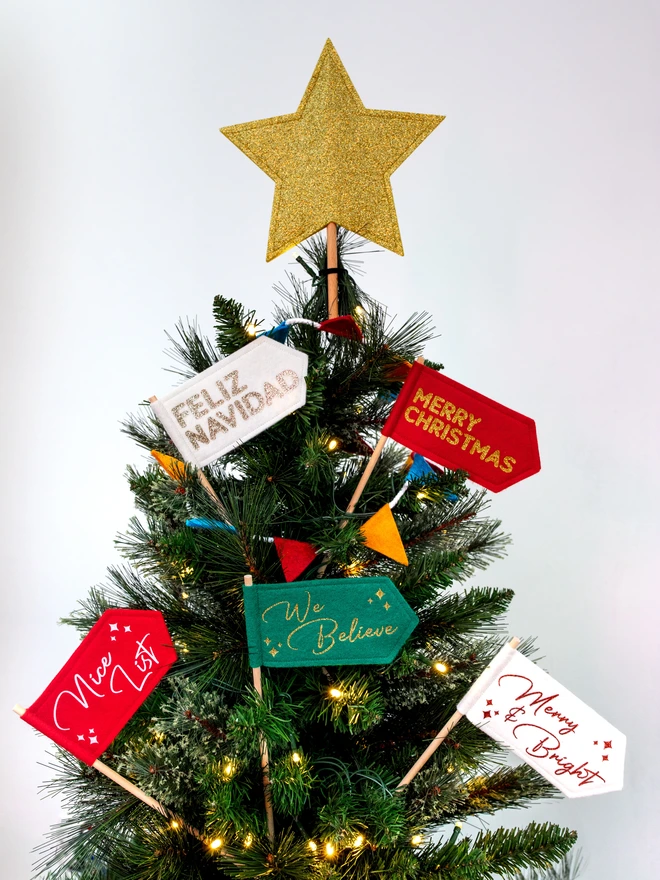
457 644 625 798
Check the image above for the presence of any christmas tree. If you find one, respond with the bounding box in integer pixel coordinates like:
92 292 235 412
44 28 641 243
26 39 584 880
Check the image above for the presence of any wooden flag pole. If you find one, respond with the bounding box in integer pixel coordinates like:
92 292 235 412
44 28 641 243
327 222 339 319
149 396 227 517
244 575 276 847
13 704 166 814
397 637 521 789
345 358 425 516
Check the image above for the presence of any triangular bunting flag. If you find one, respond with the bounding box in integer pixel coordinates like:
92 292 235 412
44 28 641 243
261 321 291 343
360 505 409 566
273 537 317 582
318 315 363 341
406 453 438 481
151 450 186 481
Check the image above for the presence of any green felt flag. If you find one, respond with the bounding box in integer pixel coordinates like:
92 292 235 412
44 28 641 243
242 577 418 667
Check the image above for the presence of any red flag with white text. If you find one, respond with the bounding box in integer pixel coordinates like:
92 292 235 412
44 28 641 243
22 609 177 765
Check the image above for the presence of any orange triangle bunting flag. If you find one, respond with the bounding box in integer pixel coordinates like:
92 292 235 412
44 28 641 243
360 505 409 566
273 537 318 582
151 450 187 481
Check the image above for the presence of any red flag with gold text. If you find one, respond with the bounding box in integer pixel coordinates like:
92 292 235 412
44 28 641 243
382 362 540 492
22 609 177 765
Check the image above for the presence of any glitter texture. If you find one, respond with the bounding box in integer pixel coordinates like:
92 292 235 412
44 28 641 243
220 39 444 261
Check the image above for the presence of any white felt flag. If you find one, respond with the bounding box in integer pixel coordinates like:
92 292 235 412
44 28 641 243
151 337 308 467
457 645 625 798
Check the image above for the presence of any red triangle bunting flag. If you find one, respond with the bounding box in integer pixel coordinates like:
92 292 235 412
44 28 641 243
318 315 363 341
273 537 317 582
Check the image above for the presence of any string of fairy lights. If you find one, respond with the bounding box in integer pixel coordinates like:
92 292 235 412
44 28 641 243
154 660 454 858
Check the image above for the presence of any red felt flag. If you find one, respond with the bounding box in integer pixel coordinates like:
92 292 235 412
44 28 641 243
273 537 317 582
382 362 540 492
21 609 177 765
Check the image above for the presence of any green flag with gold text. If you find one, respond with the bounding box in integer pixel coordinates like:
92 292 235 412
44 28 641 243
242 577 418 667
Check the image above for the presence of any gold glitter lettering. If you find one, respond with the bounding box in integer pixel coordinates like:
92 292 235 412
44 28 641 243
467 414 482 433
452 408 468 427
186 393 209 420
201 388 224 409
224 370 247 397
263 381 284 406
413 387 433 409
447 427 462 446
172 402 190 428
404 406 419 423
242 392 265 416
485 449 501 468
185 425 210 449
276 369 299 393
471 439 491 460
500 455 516 474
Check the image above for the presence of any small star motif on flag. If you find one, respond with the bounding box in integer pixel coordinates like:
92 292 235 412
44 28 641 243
384 602 390 610
604 740 612 749
89 736 98 745
376 589 385 599
124 625 131 632
486 699 493 706
278 643 283 648
483 710 491 719
602 754 609 761
593 740 598 746
494 711 500 716
270 648 278 657
111 636 116 641
264 638 271 645
77 734 85 741
109 623 119 632
89 729 95 734
368 598 373 604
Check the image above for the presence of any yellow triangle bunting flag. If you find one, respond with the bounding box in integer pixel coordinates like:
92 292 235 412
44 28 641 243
151 450 187 481
360 505 409 566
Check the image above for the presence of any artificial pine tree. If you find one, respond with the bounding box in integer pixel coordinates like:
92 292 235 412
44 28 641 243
33 230 579 879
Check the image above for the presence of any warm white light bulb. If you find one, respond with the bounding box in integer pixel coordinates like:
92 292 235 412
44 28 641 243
329 687 342 699
434 661 449 674
411 834 423 846
353 834 364 847
223 762 233 776
325 842 336 857
308 840 318 852
170 820 179 830
327 438 339 451
245 323 257 336
209 838 223 850
292 751 301 763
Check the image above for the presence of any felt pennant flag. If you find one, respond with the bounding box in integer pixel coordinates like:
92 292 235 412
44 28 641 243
21 610 177 765
273 537 318 582
360 505 408 566
457 643 626 797
151 450 186 481
243 577 417 667
406 452 437 482
382 361 540 492
151 337 308 468
262 315 362 344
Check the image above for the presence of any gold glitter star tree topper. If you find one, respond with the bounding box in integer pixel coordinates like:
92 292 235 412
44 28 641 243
221 39 444 261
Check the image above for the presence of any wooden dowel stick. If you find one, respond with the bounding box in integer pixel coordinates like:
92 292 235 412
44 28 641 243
397 708 464 788
244 577 276 846
149 396 227 517
344 358 423 517
397 637 521 789
13 704 165 815
346 434 387 514
327 222 339 319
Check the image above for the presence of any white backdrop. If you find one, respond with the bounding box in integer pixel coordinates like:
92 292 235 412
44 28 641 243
1 2 658 877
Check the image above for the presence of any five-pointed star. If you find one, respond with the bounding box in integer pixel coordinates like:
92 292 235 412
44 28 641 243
221 39 444 261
